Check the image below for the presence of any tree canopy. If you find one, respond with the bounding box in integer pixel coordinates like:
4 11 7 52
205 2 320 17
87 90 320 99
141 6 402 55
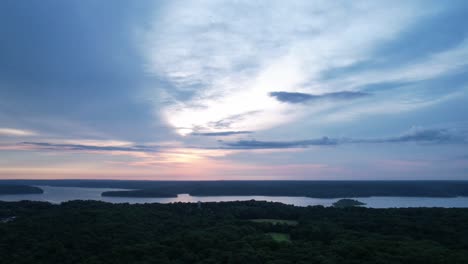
1 200 468 264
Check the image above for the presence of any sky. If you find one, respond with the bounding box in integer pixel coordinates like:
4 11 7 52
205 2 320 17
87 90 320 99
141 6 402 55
1 0 468 180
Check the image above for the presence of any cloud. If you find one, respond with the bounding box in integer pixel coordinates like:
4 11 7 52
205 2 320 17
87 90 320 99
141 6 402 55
0 128 36 136
325 38 468 92
269 91 370 103
364 127 466 144
21 129 457 153
20 142 158 153
142 1 438 135
191 131 252 136
222 128 467 149
207 111 262 129
224 137 338 149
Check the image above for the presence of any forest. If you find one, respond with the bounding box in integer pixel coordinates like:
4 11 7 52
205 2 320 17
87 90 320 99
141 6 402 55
1 200 468 264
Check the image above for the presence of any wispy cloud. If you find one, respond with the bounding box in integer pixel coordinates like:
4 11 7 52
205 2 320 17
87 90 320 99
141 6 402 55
191 131 253 136
361 127 465 144
223 128 467 149
20 142 158 153
19 128 462 152
224 137 338 149
207 111 262 130
323 38 468 92
269 91 370 104
0 128 36 136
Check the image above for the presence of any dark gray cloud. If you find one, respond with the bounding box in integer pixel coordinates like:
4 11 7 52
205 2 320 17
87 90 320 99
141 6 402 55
191 131 252 136
222 128 466 149
364 128 464 144
224 137 338 149
21 142 158 152
269 91 370 104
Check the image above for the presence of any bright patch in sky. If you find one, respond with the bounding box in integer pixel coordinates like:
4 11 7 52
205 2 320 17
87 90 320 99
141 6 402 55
143 1 450 135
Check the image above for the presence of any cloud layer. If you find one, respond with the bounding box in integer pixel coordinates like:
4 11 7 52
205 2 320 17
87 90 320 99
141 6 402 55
223 128 467 149
21 142 158 153
191 131 253 137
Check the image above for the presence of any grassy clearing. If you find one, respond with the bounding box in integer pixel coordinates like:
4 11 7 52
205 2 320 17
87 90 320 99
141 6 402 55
249 219 298 225
268 233 291 242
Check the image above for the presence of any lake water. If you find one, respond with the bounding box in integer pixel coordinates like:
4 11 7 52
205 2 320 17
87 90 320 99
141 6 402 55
1 186 468 208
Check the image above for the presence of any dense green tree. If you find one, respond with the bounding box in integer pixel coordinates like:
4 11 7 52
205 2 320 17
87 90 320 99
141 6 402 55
1 200 468 264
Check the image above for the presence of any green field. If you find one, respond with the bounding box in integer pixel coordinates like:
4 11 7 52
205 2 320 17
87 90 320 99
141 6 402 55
249 219 298 225
268 232 291 242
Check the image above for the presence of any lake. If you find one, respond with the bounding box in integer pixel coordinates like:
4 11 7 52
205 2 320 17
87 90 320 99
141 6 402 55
1 186 468 208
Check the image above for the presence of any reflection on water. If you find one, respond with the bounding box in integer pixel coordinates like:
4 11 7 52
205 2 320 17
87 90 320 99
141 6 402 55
1 186 468 208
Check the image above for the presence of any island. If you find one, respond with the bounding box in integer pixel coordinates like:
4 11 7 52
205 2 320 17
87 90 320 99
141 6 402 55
101 190 177 198
0 185 43 195
332 198 366 208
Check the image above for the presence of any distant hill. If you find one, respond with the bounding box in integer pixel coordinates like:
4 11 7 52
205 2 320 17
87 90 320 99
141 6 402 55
0 185 43 195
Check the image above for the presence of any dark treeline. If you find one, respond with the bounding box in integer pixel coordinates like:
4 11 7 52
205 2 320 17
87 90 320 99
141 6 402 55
0 185 43 195
101 181 468 198
2 180 468 198
1 200 468 263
